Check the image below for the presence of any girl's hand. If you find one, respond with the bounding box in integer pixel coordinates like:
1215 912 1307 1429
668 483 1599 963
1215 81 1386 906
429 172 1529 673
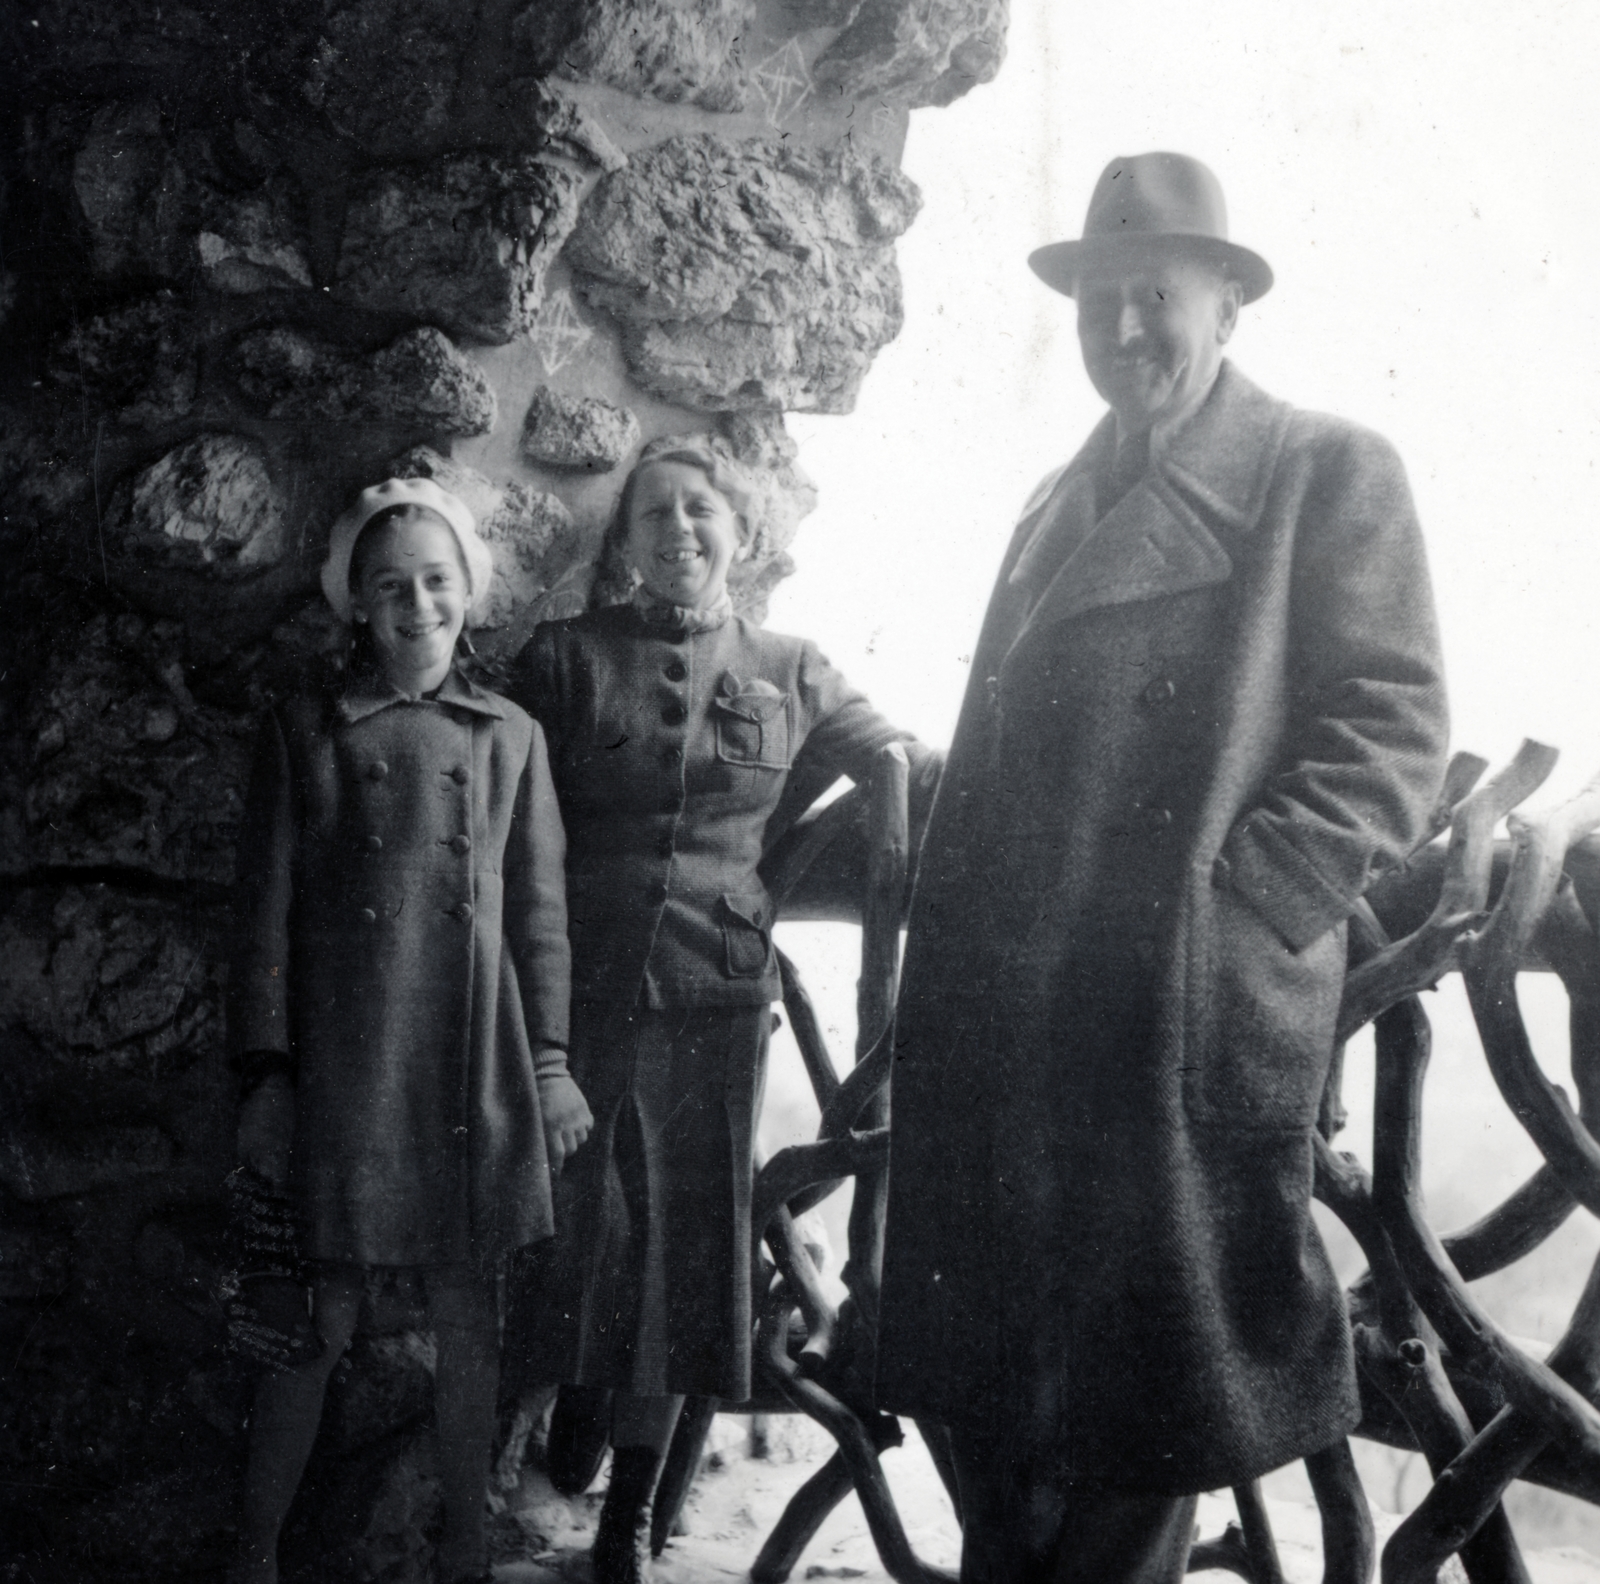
237 1071 296 1186
538 1074 593 1176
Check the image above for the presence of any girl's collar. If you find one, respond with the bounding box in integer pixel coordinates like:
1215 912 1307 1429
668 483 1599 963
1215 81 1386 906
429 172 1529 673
337 662 505 723
631 585 734 634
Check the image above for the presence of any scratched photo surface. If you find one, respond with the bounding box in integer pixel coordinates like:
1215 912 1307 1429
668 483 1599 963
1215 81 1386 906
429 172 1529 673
8 0 1600 1575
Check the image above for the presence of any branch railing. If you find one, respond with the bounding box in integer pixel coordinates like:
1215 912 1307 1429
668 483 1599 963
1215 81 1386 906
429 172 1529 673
654 737 1600 1584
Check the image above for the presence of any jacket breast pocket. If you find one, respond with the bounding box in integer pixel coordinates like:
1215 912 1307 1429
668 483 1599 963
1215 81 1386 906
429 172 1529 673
721 892 773 978
713 683 791 769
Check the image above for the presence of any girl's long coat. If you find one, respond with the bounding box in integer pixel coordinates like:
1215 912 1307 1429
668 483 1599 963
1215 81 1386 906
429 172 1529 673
875 364 1449 1493
231 667 570 1267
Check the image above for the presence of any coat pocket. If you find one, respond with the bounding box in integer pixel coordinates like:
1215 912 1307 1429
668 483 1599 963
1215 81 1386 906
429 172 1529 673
721 891 773 978
1184 874 1346 1131
713 679 791 769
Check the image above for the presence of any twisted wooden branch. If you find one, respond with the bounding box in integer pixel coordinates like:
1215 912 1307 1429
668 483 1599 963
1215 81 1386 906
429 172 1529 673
778 947 841 1110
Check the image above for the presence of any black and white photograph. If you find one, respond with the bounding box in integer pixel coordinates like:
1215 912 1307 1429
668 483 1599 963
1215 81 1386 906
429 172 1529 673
4 2 1600 1582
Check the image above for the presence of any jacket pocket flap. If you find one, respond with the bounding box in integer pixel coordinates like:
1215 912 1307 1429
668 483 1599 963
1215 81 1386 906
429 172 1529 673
721 892 770 930
714 686 788 725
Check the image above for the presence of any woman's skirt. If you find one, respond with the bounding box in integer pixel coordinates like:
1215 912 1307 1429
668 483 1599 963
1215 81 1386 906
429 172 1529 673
512 1000 770 1402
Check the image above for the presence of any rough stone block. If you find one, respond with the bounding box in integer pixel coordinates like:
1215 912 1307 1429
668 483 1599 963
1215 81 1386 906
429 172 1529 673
336 154 581 344
566 135 920 412
520 385 639 472
107 434 290 580
0 884 229 1081
72 99 195 281
324 1331 436 1456
49 291 199 426
198 180 313 293
813 0 1008 108
233 326 496 435
297 0 477 160
513 0 753 113
7 615 254 883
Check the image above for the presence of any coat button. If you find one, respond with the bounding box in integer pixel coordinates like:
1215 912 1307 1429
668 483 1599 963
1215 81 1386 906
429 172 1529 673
664 660 687 682
367 761 389 781
661 702 686 726
645 881 668 905
449 834 472 854
1145 806 1173 832
451 902 474 922
364 834 383 853
1141 677 1177 705
661 746 682 767
447 765 469 784
656 834 675 858
359 907 377 923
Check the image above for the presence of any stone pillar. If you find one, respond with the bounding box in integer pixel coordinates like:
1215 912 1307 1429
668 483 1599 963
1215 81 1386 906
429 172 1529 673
0 1 1004 1575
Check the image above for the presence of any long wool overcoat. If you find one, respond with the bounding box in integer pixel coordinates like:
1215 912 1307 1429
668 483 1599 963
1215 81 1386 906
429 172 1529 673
231 665 571 1268
875 363 1449 1493
510 603 937 1399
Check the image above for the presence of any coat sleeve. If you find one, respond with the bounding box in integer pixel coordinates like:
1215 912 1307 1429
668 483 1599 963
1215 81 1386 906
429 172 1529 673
503 719 572 1057
507 623 563 744
230 710 297 1063
770 642 944 838
1218 425 1449 951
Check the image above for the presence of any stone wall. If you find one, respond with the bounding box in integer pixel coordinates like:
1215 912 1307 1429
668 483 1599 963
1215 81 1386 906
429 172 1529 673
0 1 1004 1577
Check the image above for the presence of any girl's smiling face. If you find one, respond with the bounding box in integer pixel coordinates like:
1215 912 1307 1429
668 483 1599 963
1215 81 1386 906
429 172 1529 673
623 461 746 610
349 509 468 693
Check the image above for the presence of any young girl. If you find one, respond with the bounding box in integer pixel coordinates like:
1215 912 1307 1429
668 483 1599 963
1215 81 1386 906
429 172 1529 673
509 436 938 1583
229 477 591 1584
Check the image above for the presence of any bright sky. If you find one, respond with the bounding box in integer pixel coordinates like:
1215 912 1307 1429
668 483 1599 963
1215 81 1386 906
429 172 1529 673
769 0 1600 802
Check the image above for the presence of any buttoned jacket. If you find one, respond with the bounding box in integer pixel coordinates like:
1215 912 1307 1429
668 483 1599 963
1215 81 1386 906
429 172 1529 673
512 605 936 1011
877 362 1449 1492
231 666 570 1266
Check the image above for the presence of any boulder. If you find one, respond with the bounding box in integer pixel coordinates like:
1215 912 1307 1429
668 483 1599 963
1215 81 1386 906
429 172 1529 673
520 385 639 472
198 180 313 294
233 326 497 435
71 99 195 281
323 1331 437 1457
107 435 291 580
49 292 199 427
566 135 920 412
513 0 753 113
6 612 254 881
812 0 1008 107
336 154 582 344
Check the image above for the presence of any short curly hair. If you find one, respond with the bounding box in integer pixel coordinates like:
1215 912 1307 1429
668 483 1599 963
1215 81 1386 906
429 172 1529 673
594 434 763 608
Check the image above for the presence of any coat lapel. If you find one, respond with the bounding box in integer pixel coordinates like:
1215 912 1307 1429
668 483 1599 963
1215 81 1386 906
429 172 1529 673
1010 362 1291 648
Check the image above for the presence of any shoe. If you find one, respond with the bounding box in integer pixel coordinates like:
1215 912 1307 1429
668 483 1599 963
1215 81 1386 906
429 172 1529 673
591 1446 663 1584
547 1384 612 1495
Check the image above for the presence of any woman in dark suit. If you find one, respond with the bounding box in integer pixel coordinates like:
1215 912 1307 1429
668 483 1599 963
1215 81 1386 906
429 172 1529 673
509 435 937 1584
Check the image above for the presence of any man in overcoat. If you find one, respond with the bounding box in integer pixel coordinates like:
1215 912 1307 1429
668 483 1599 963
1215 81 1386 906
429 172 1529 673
875 153 1450 1582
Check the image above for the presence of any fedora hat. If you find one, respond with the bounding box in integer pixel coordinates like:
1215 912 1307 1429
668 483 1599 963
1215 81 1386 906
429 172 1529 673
1029 152 1272 303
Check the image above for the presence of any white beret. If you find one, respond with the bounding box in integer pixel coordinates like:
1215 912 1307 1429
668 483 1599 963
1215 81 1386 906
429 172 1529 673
320 477 494 623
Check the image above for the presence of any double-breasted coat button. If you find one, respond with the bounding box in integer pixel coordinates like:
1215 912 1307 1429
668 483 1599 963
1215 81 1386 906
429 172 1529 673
364 834 383 853
661 702 686 726
367 761 389 781
661 746 683 767
448 765 470 785
1142 677 1177 705
646 881 668 905
664 660 688 682
359 907 378 923
449 834 472 854
656 834 675 858
451 902 474 922
1146 806 1173 831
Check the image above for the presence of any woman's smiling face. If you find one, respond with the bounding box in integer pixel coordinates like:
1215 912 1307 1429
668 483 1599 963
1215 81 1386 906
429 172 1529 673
349 510 468 692
624 461 745 610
